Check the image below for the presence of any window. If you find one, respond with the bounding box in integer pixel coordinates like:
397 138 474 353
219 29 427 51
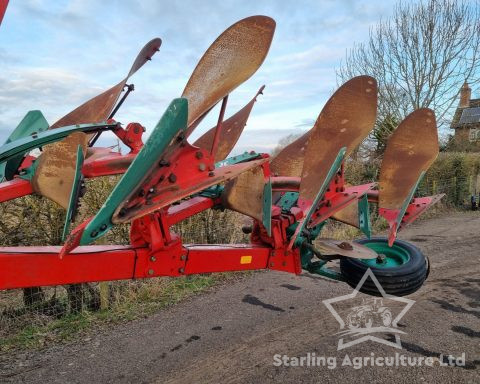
469 128 480 142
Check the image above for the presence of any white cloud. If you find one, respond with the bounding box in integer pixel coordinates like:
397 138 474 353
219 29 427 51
0 0 395 150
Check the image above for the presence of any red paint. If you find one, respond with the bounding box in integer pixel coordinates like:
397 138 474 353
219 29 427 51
83 152 135 177
0 178 33 203
0 0 8 25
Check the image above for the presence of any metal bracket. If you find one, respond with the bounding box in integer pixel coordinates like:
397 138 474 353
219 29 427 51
289 147 347 250
262 177 272 236
215 151 260 167
62 146 85 240
379 171 426 246
0 110 49 181
358 193 371 238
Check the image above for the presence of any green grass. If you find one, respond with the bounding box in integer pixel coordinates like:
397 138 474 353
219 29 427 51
0 274 231 352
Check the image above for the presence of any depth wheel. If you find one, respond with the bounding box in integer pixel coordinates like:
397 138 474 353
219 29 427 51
340 237 428 297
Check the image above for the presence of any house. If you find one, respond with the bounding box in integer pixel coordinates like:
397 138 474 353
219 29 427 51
450 82 480 150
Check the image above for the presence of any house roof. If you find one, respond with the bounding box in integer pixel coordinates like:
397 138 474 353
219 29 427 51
451 98 480 129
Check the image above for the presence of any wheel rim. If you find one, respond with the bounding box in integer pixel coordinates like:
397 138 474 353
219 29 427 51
359 242 410 268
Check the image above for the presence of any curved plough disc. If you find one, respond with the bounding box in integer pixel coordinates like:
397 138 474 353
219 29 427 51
182 16 275 135
32 132 88 208
298 76 377 203
221 165 265 221
331 198 359 227
193 85 264 162
51 38 162 129
270 132 308 177
33 39 160 209
379 108 439 210
270 76 377 183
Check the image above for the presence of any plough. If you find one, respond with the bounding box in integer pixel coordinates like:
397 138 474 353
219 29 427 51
0 15 443 296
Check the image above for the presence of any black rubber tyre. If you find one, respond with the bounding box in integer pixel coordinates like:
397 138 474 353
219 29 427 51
340 237 428 297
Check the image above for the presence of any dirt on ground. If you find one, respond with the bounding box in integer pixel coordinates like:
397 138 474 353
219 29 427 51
0 211 479 383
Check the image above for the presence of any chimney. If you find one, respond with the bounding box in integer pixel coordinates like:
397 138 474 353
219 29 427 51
459 81 471 108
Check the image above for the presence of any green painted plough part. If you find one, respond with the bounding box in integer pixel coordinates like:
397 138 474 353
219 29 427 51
0 121 117 164
62 146 86 240
0 110 49 181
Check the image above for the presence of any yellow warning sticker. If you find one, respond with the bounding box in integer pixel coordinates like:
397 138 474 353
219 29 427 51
240 255 252 264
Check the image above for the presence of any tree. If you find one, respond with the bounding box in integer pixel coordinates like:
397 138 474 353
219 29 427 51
337 0 480 151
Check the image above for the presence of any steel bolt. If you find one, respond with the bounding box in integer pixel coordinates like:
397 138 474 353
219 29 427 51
148 269 154 275
195 151 203 159
208 171 215 177
100 224 107 231
180 254 186 261
199 163 206 171
159 159 170 167
150 256 157 262
90 231 98 238
179 267 185 274
270 262 275 267
168 173 177 183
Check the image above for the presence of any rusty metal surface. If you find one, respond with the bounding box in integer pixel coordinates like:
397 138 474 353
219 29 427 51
50 38 161 129
315 239 377 259
221 165 265 221
331 200 359 227
193 86 264 162
113 157 267 223
270 132 309 177
379 108 439 210
270 76 377 181
32 132 88 208
299 76 377 202
182 16 275 135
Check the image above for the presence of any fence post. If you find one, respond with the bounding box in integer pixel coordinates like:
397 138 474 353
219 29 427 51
453 176 457 205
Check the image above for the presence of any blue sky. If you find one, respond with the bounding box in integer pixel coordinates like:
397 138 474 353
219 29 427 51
0 0 395 154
